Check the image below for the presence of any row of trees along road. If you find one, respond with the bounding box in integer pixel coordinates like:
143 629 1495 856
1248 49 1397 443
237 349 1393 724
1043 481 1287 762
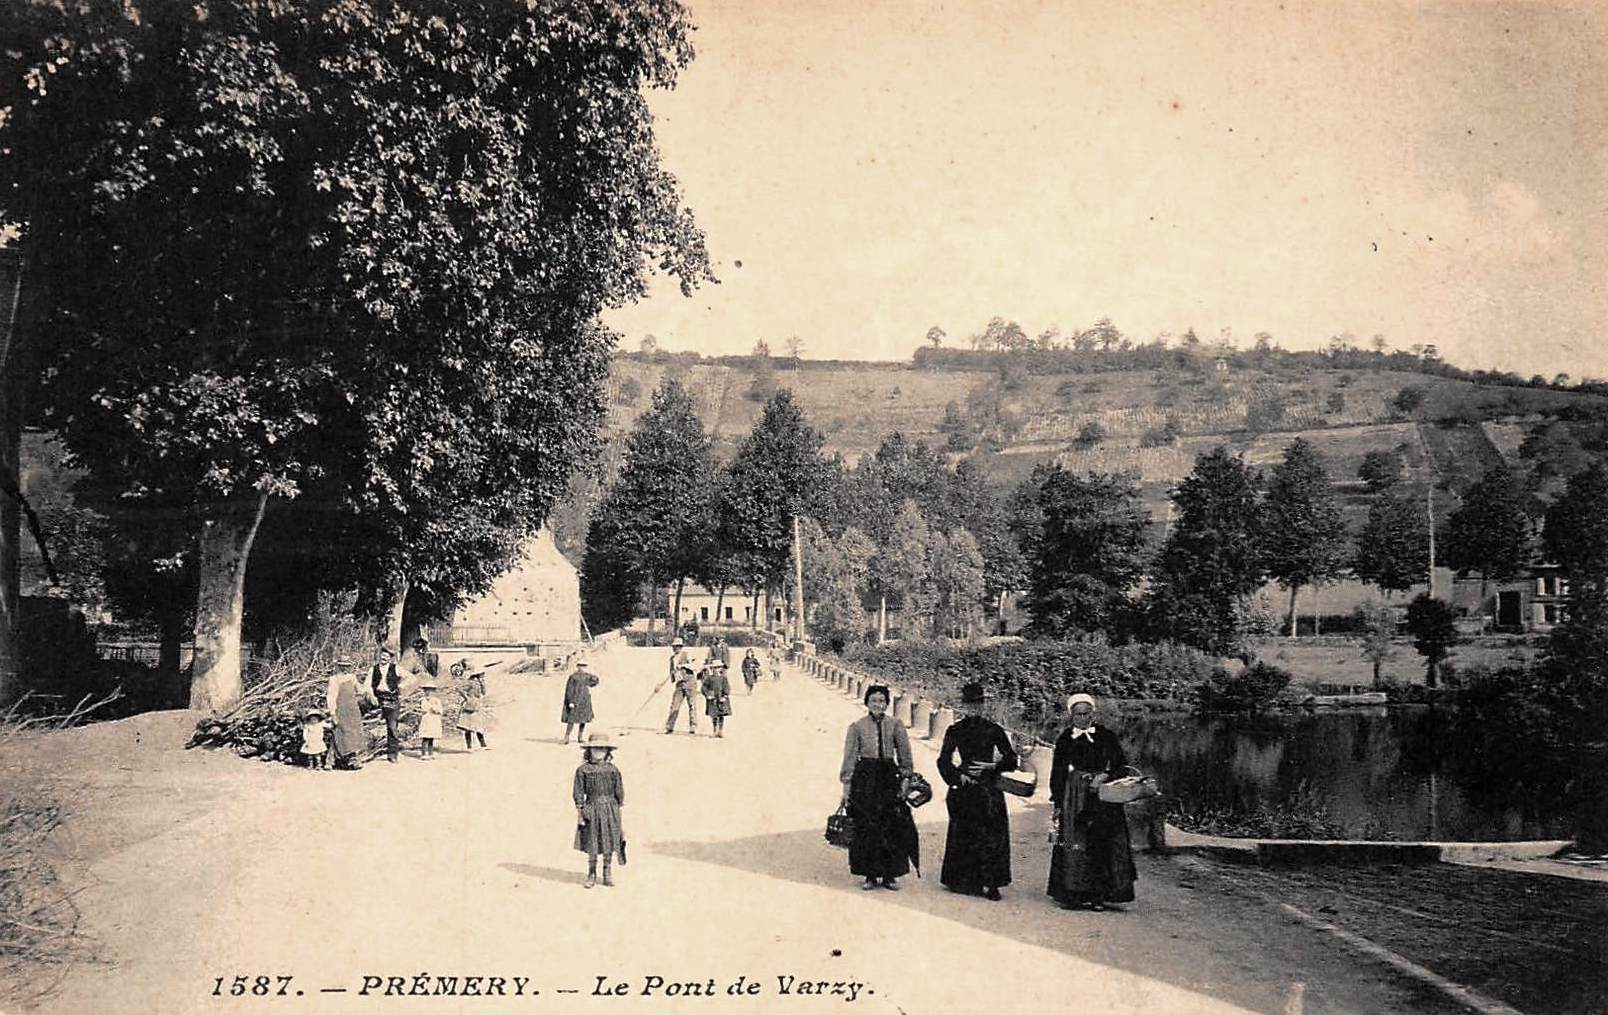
581 383 1023 646
0 1 713 711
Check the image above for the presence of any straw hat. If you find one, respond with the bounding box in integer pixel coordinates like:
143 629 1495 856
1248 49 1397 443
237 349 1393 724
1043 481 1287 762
581 732 617 752
418 677 439 689
671 637 685 648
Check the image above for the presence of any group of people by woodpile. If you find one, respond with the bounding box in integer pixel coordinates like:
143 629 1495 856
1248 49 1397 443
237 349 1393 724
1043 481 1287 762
302 638 494 768
839 682 1136 911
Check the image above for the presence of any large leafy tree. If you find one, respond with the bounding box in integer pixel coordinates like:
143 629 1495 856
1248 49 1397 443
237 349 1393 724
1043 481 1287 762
583 379 714 640
1444 465 1533 598
1145 447 1264 655
1026 467 1150 638
929 526 985 638
1354 494 1430 597
0 0 711 708
1261 438 1349 636
872 500 930 641
717 390 826 624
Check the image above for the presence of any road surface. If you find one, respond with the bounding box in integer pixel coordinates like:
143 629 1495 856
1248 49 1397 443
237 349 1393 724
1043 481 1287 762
24 645 1479 1014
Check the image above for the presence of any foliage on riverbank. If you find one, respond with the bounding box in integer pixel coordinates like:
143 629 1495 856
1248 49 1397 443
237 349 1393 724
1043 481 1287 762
1167 782 1354 840
840 638 1214 730
1193 662 1292 713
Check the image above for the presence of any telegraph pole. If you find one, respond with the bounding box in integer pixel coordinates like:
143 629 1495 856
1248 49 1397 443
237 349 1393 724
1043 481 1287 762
1427 480 1437 598
792 514 806 643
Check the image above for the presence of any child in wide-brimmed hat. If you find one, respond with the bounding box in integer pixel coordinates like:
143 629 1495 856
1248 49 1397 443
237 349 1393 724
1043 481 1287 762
416 676 443 760
573 733 626 888
300 708 332 770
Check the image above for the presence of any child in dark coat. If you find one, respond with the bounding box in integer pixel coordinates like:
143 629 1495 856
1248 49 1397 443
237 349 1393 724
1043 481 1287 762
573 733 625 888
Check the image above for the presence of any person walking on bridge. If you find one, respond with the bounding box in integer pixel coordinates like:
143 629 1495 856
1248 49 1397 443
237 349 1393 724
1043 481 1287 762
937 682 1017 901
839 684 917 891
741 649 762 694
701 659 732 737
563 659 600 744
663 644 702 735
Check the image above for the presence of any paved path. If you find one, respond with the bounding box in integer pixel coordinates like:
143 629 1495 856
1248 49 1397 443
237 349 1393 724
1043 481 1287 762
32 646 1470 1014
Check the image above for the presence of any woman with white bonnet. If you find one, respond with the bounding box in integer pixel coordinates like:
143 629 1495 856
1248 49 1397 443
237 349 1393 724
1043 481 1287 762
1047 693 1136 911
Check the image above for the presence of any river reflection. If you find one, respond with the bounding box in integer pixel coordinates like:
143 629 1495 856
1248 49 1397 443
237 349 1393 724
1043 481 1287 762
1118 708 1574 842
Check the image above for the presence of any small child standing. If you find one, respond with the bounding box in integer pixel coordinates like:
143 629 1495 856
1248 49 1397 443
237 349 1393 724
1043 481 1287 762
300 709 331 770
458 670 492 750
573 733 626 888
416 677 443 760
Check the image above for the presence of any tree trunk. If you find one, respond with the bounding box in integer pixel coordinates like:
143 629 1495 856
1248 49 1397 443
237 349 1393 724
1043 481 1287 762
0 250 26 708
157 605 186 701
713 585 726 632
382 576 409 655
1287 584 1301 638
750 588 760 631
878 595 887 643
673 576 685 633
1372 657 1382 687
764 586 773 632
189 492 269 713
645 577 657 645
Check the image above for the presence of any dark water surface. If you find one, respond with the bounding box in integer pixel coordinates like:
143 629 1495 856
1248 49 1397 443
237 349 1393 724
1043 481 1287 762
1113 708 1575 842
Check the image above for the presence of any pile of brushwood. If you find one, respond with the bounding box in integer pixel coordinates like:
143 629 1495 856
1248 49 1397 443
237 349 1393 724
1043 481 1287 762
186 606 461 766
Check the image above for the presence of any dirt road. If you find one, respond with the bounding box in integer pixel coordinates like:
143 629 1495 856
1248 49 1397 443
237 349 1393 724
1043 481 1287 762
25 646 1492 1014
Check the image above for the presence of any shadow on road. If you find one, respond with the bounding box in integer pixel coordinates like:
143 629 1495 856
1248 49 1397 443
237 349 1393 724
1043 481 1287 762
498 862 588 887
642 801 1269 1011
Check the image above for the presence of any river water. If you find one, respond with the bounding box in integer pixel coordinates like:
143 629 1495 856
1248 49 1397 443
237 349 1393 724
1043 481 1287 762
1113 708 1575 842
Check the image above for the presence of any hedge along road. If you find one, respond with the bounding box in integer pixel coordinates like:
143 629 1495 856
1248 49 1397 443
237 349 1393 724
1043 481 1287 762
32 646 1481 1015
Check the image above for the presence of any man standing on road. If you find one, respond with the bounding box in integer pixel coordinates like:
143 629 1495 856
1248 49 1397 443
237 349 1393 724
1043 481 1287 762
563 658 600 744
371 646 404 763
663 642 702 735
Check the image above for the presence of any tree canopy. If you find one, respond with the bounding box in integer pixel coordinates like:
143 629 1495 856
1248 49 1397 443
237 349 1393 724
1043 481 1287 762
0 0 711 708
1261 438 1348 636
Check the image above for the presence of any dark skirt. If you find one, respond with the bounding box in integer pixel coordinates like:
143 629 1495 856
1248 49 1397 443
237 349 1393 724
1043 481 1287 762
705 694 731 718
574 798 624 860
940 782 1011 891
1047 775 1136 905
848 758 916 879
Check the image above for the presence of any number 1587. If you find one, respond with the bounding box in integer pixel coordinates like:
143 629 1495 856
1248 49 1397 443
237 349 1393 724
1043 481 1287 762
212 975 294 997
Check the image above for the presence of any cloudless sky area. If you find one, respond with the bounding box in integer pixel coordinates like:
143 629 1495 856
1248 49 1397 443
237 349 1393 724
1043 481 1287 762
605 0 1608 380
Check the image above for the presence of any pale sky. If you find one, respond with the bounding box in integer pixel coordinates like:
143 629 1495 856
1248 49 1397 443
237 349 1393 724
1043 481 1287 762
605 0 1608 380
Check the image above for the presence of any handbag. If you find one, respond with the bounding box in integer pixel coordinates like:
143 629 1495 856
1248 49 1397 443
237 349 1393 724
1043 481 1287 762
825 804 854 848
997 768 1038 798
1096 765 1161 804
903 771 934 809
990 740 1038 797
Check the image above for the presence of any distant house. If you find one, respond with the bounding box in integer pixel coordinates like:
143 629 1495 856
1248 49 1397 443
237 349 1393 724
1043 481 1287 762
660 583 786 630
1213 357 1230 376
1449 564 1568 633
437 528 581 646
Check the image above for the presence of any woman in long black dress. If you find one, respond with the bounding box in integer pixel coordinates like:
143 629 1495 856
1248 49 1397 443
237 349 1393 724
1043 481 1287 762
839 684 917 891
937 682 1018 901
1047 693 1136 911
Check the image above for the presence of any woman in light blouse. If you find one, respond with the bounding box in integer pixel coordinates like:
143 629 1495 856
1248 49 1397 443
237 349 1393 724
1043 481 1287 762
839 684 917 891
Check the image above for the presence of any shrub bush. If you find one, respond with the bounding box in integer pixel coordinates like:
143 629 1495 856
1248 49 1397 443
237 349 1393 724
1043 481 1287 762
1168 781 1350 839
839 638 1215 736
1194 662 1292 713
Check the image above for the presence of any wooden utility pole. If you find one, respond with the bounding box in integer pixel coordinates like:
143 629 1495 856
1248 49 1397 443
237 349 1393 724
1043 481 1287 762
1427 480 1437 598
792 514 805 643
